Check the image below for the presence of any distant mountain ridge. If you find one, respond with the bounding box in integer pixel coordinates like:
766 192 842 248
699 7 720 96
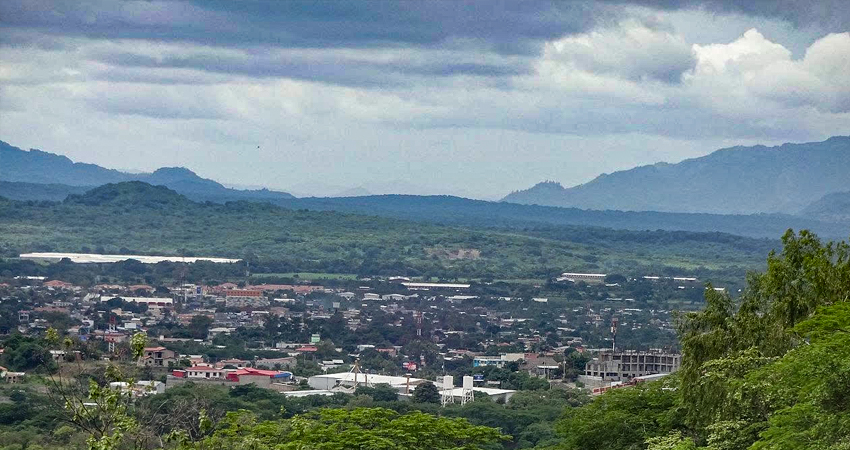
801 191 850 223
0 140 294 202
503 136 850 214
2 180 846 239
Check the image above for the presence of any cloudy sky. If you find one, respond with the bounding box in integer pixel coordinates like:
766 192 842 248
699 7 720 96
1 1 848 199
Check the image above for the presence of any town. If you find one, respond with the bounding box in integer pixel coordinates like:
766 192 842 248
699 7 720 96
1 254 703 401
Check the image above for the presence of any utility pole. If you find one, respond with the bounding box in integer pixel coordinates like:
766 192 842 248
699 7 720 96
611 317 618 352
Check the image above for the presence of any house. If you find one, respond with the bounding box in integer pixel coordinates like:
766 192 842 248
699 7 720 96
1 366 25 384
139 347 177 367
255 356 296 370
225 367 292 384
43 280 75 289
217 358 249 369
183 366 227 379
50 350 66 363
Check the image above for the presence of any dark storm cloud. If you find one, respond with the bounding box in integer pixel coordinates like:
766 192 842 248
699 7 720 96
0 0 607 55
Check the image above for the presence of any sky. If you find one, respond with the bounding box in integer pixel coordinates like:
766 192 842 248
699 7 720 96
1 1 848 199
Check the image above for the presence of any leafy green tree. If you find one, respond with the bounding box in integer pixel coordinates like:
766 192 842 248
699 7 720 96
354 383 399 402
187 315 213 340
175 407 507 450
0 334 57 373
556 378 683 450
412 381 441 404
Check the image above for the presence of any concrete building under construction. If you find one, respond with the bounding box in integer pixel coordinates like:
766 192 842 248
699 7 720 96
584 350 681 381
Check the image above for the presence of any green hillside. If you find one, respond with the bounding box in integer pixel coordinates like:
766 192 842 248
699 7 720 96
0 182 776 280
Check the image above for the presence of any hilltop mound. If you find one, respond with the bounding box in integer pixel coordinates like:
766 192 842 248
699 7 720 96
64 182 191 209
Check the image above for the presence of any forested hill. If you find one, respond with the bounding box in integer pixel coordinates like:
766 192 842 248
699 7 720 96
0 182 776 280
2 182 847 239
0 140 295 202
503 136 850 214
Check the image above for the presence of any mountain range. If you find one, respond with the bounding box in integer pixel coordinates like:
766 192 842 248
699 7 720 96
1 138 848 240
0 140 295 203
503 136 850 215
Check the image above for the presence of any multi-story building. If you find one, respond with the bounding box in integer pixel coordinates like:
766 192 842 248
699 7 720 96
139 346 177 367
584 350 681 381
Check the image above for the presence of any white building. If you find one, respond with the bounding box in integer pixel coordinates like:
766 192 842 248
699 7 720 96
557 273 607 283
185 366 227 379
308 372 424 391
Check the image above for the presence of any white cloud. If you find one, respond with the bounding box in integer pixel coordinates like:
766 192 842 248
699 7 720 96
686 30 850 114
543 18 694 83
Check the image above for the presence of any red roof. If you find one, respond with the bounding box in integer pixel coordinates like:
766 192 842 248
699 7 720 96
235 368 278 376
296 346 318 352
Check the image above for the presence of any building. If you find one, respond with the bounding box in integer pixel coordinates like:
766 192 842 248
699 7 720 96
180 366 227 379
109 380 166 396
308 372 424 391
43 280 76 289
1 366 25 383
401 282 470 290
100 296 174 308
19 252 239 264
139 347 177 367
217 358 250 368
584 350 681 381
438 386 516 403
225 367 292 384
225 290 269 308
557 273 607 283
472 353 524 368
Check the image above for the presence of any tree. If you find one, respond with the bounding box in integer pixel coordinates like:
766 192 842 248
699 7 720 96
556 380 683 450
174 407 508 450
0 334 57 373
187 315 213 340
412 381 441 404
354 383 399 402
